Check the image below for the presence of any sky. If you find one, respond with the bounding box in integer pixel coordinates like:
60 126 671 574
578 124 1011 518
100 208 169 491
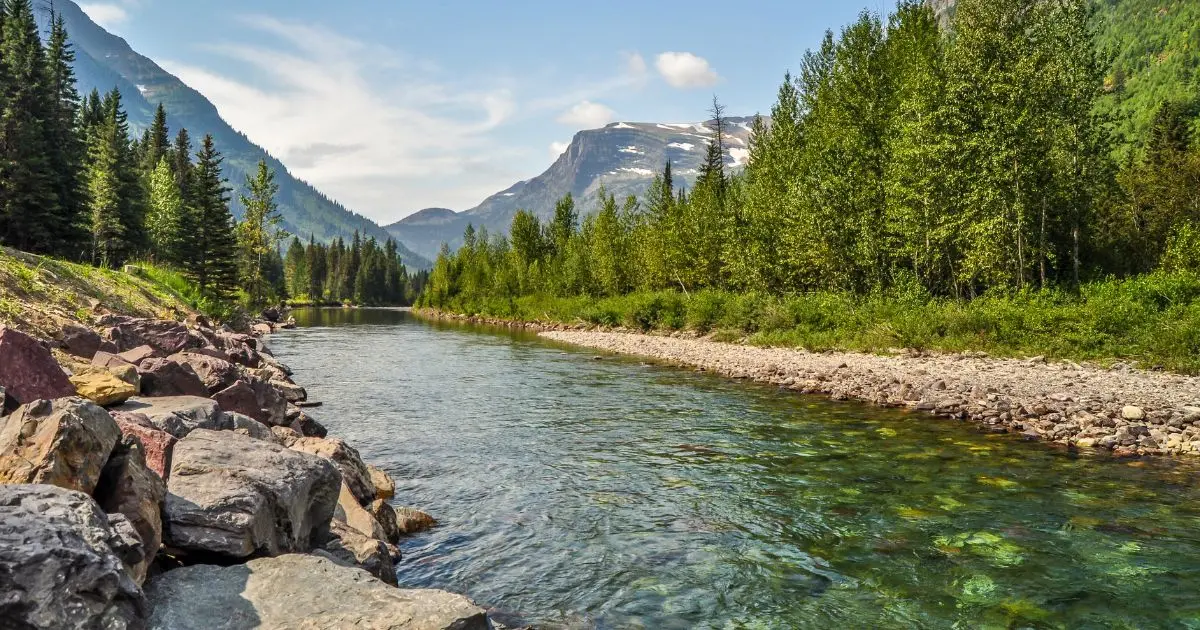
78 0 878 224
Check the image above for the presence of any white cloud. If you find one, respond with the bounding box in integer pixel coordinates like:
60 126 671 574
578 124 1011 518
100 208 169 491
555 100 617 129
160 15 526 217
625 52 648 77
655 52 720 89
79 3 129 30
549 141 570 157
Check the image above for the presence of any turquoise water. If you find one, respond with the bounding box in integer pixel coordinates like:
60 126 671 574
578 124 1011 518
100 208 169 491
268 308 1200 629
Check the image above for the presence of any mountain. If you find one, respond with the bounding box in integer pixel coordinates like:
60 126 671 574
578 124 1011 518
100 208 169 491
386 118 757 259
51 1 432 269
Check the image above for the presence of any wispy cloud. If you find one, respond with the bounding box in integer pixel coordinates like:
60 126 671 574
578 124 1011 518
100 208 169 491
79 3 130 30
160 15 525 217
655 52 720 89
549 141 570 158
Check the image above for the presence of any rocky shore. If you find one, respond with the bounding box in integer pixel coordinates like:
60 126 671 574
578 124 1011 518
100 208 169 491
0 313 492 629
541 330 1200 459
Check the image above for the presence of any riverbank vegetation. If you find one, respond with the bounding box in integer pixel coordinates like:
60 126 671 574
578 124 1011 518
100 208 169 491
420 0 1200 371
0 0 418 314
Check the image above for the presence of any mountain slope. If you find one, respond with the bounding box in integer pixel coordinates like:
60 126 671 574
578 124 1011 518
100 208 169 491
387 118 757 259
53 1 431 269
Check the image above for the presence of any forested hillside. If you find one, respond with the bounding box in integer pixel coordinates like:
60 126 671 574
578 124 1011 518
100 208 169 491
421 0 1200 370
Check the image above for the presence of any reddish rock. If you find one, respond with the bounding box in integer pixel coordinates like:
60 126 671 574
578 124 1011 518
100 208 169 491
117 345 155 365
186 347 229 361
137 359 208 398
106 319 190 357
0 326 76 405
92 350 134 370
59 323 102 359
212 380 262 423
111 411 177 480
169 352 242 395
225 344 262 369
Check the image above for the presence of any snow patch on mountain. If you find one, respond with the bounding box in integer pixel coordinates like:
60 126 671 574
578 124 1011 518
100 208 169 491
668 142 696 151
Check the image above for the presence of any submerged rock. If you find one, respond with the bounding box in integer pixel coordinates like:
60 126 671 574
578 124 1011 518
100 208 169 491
163 429 340 560
0 397 121 493
144 554 488 630
0 484 146 628
0 326 76 405
395 507 439 535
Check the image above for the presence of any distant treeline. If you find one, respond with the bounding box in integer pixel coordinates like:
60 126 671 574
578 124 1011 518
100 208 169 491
282 233 424 307
422 0 1200 308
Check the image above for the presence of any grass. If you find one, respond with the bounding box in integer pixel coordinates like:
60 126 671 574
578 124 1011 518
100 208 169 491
425 271 1200 374
0 247 202 338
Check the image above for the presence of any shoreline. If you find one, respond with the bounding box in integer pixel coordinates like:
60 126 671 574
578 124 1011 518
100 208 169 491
536 329 1200 459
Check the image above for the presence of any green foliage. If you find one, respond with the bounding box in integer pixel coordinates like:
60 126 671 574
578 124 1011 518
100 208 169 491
236 159 287 308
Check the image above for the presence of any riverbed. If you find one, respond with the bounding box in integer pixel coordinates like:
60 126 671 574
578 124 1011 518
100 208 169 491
269 308 1200 629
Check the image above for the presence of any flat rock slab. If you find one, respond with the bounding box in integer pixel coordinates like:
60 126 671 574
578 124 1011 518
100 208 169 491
144 554 488 630
163 429 340 559
0 484 145 629
112 396 227 439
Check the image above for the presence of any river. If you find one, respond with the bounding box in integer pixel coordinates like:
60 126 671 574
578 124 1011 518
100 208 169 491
268 308 1200 629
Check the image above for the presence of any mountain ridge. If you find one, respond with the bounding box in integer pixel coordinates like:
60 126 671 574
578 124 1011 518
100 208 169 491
386 117 758 259
54 1 432 269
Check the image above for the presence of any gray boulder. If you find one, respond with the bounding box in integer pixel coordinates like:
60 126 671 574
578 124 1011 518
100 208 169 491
323 518 397 585
0 484 146 628
0 397 121 493
59 322 103 359
112 397 227 439
163 429 340 560
144 554 488 630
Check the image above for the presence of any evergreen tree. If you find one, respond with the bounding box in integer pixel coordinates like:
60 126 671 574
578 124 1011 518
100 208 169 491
43 9 86 255
307 235 327 302
85 114 123 266
283 236 307 298
184 134 239 299
146 157 183 263
236 160 285 307
141 103 170 174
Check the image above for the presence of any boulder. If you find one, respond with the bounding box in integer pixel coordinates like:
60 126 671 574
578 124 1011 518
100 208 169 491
169 352 242 394
226 411 278 442
323 519 397 585
259 353 293 376
225 343 262 369
291 436 375 505
94 349 136 369
112 411 176 480
71 371 139 406
60 322 103 358
335 482 389 541
368 499 401 544
112 396 227 439
252 322 274 336
291 410 328 438
185 346 231 361
106 319 190 357
272 378 308 403
117 345 157 365
0 484 146 628
0 398 121 493
137 358 208 398
270 425 301 447
0 326 76 405
94 435 167 584
144 554 488 630
213 376 287 426
368 464 397 500
395 507 438 535
163 429 340 560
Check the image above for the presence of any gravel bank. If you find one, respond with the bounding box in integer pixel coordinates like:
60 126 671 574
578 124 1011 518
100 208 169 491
541 330 1200 458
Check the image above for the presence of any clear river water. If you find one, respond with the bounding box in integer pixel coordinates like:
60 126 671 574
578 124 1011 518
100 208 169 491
268 308 1200 629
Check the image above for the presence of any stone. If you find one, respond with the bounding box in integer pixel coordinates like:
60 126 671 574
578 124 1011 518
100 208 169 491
107 319 190 357
117 344 157 365
0 398 121 493
94 349 135 369
291 410 328 438
395 507 438 535
0 326 76 405
170 352 243 395
113 396 227 439
335 482 389 541
112 411 177 480
272 378 308 403
270 425 301 447
291 436 375 505
163 429 340 560
137 358 209 398
71 370 139 406
368 499 401 544
225 343 262 369
226 411 278 442
0 484 146 628
1122 406 1147 421
144 554 489 630
252 322 274 336
94 435 167 584
368 464 397 501
60 322 103 358
212 376 287 426
323 519 397 585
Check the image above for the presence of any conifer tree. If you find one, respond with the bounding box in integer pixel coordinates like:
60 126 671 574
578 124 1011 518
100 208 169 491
146 157 183 263
236 159 285 307
307 235 326 301
283 236 307 298
141 103 170 174
43 9 86 254
86 115 123 266
184 134 238 299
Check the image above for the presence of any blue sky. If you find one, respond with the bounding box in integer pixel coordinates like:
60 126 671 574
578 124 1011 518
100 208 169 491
79 1 878 223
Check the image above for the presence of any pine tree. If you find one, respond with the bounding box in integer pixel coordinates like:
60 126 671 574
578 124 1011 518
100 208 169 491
236 160 285 307
100 88 147 260
141 103 170 174
184 135 239 299
43 10 86 255
307 235 326 302
171 127 193 205
283 236 307 298
0 0 56 251
86 116 123 266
